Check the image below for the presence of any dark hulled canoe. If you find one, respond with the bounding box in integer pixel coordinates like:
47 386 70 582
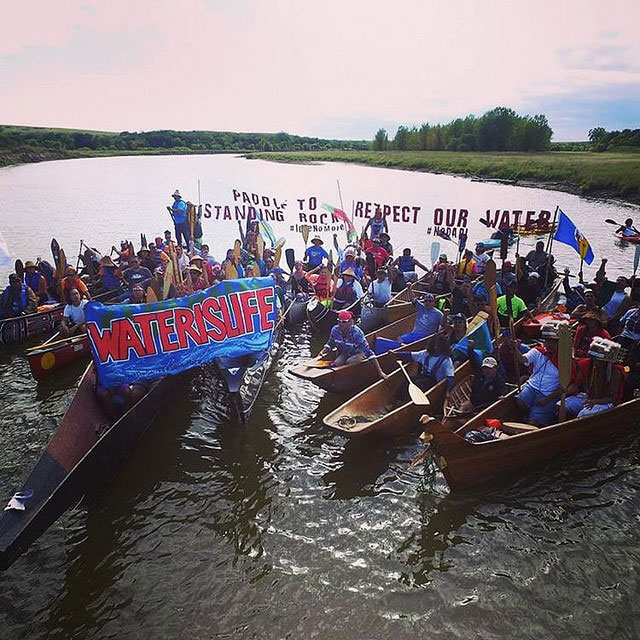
214 324 283 423
422 391 640 492
306 296 362 333
0 305 64 345
0 364 171 569
283 293 309 327
27 333 91 380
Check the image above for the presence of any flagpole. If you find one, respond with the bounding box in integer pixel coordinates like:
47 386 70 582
544 206 559 288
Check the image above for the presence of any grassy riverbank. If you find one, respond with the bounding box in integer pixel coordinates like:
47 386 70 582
246 150 640 203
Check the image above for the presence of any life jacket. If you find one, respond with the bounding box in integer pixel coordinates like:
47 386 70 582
335 281 357 304
313 276 331 300
369 218 385 239
1 284 29 316
573 325 610 358
457 258 476 276
24 272 41 293
397 256 415 272
38 260 55 288
577 357 626 404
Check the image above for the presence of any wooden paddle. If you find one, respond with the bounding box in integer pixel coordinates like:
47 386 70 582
233 239 242 263
306 358 336 369
163 259 174 299
484 259 501 340
146 286 158 303
256 234 265 261
505 293 521 390
397 360 430 405
557 323 573 422
301 224 310 248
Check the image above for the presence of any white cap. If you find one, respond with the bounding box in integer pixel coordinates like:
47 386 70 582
481 357 498 369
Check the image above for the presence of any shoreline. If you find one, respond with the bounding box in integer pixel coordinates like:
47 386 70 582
2 147 639 208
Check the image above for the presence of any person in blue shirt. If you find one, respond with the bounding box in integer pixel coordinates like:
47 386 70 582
472 279 502 303
616 218 639 238
364 209 388 241
339 247 365 280
317 310 386 378
304 236 329 270
397 333 455 391
169 189 191 249
398 289 445 344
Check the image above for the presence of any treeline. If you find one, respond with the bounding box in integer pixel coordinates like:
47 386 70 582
589 127 640 152
373 107 553 152
0 126 370 153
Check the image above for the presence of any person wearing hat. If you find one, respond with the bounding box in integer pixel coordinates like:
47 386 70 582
334 267 364 310
525 241 549 272
60 266 91 305
363 207 388 241
128 284 146 305
367 267 392 307
123 256 153 292
472 276 502 304
398 286 445 344
188 259 207 291
512 325 566 426
169 189 191 249
472 242 490 274
562 338 626 418
496 281 529 327
23 261 48 304
456 343 506 414
378 232 393 256
317 310 386 377
573 311 611 358
304 236 329 271
98 255 125 292
392 248 429 283
137 246 154 272
339 247 364 281
1 273 38 319
519 271 542 307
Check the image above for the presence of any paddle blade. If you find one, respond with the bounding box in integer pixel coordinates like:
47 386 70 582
430 241 441 267
409 382 430 406
634 245 640 274
605 218 619 225
484 259 497 289
285 248 296 271
233 239 242 260
557 323 573 389
301 225 310 246
146 286 158 303
256 234 264 260
500 234 508 261
14 259 24 281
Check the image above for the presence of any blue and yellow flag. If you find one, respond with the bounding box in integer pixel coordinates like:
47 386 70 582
553 209 594 264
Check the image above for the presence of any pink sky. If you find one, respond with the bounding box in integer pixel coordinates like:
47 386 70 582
2 0 639 140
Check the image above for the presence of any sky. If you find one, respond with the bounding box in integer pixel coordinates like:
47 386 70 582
1 0 638 141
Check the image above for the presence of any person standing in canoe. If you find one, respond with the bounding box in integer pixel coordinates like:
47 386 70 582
1 274 38 318
364 208 388 241
304 237 329 270
169 189 191 248
512 325 566 426
399 289 445 344
23 261 49 305
367 267 392 307
397 333 455 391
317 310 386 377
472 242 490 274
60 288 87 337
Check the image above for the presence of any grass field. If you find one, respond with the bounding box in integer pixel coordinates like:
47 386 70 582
246 150 640 202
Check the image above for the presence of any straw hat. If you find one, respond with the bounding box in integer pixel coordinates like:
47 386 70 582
341 268 356 278
99 256 116 267
24 260 37 269
188 265 202 274
172 189 181 198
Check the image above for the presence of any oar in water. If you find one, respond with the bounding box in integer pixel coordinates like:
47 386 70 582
606 218 640 233
397 360 430 406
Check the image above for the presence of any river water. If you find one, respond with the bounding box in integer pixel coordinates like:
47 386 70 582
1 155 639 639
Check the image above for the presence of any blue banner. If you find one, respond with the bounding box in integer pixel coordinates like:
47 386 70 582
554 209 594 265
85 277 277 387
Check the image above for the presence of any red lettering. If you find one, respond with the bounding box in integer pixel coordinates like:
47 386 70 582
132 312 158 356
156 309 179 352
256 287 276 331
524 210 536 229
434 208 443 225
229 293 247 336
174 307 207 349
401 206 410 223
201 298 227 341
459 209 468 227
119 319 147 359
192 302 210 343
219 296 242 338
238 290 260 334
87 320 121 363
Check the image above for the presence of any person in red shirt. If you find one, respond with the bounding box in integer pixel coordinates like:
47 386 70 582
573 311 611 358
367 237 390 269
60 266 91 304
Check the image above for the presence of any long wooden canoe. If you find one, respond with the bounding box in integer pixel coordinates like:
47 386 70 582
0 364 171 569
323 361 473 437
422 391 640 492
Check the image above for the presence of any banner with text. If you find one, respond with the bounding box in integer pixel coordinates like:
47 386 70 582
86 277 277 387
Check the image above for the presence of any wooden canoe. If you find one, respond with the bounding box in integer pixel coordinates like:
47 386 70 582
27 333 91 381
283 293 309 327
323 361 472 437
0 363 171 569
422 391 640 492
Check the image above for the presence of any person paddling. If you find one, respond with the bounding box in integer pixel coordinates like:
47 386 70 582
396 333 455 391
23 261 48 305
1 273 37 318
399 289 445 344
616 218 639 238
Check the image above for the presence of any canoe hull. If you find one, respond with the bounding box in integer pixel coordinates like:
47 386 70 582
0 306 64 345
426 396 640 492
28 335 91 380
0 365 170 569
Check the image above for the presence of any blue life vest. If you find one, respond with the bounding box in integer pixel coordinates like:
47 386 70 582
397 255 415 272
24 272 41 293
1 284 29 316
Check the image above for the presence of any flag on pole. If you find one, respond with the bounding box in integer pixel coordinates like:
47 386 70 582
322 203 356 235
553 209 594 264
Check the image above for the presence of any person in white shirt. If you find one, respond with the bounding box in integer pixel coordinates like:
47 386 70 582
472 242 490 274
60 288 88 337
367 267 392 307
512 326 563 425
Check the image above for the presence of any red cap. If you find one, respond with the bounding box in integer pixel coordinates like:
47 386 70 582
337 310 353 321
